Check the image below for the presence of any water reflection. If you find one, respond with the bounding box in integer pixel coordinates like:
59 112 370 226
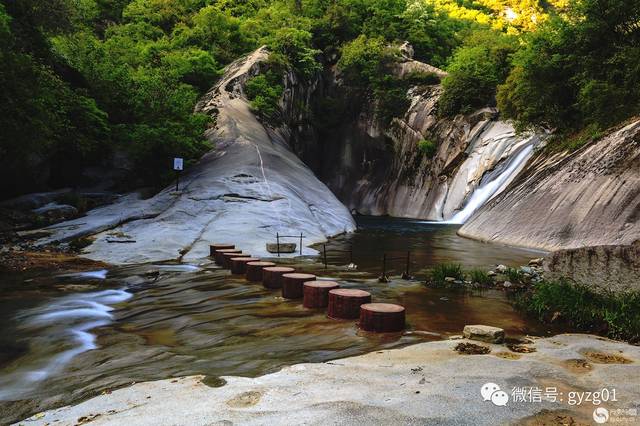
320 216 544 274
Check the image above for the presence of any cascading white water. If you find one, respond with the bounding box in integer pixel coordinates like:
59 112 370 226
0 280 131 400
446 142 535 224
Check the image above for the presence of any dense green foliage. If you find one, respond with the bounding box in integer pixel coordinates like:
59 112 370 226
438 30 517 115
245 71 284 118
497 0 640 133
417 138 437 157
516 280 640 342
1 0 638 198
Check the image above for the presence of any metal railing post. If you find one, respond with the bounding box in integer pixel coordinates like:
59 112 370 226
323 244 328 269
382 253 386 277
406 250 410 277
300 232 303 255
276 232 280 257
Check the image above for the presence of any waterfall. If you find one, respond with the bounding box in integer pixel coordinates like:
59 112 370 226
446 142 535 224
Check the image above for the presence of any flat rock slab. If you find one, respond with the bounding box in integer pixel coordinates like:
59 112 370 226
463 325 505 344
18 334 640 426
266 243 296 254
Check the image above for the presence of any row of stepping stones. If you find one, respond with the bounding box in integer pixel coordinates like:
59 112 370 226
209 243 405 333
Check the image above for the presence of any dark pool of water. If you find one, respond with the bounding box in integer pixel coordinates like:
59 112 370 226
320 216 545 274
0 217 549 423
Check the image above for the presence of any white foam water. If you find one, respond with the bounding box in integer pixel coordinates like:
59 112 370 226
58 269 109 280
445 142 535 225
0 288 131 400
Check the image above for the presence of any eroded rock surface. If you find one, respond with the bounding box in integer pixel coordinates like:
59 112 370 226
18 334 640 426
37 48 355 264
544 241 640 293
459 119 640 250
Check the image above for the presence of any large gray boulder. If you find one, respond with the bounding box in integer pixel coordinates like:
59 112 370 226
37 47 355 264
544 241 640 293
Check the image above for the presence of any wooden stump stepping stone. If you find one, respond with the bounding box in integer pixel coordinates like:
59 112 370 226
359 303 405 332
281 273 316 299
262 266 295 289
230 257 260 275
246 261 276 282
222 252 251 269
327 289 371 319
215 248 241 265
209 243 234 257
303 281 340 308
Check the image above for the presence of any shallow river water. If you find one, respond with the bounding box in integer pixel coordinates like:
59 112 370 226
0 217 548 423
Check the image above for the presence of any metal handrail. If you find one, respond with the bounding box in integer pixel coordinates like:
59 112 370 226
275 232 305 256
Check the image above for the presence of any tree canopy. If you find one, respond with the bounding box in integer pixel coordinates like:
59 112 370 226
1 0 637 198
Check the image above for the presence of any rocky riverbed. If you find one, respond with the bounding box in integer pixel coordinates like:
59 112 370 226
16 333 640 426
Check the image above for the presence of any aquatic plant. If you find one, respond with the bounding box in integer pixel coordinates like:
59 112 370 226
468 269 492 286
429 263 464 287
504 267 524 283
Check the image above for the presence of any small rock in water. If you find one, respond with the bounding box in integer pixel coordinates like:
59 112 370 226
444 277 456 282
503 281 513 288
463 324 505 344
453 280 463 285
487 270 496 277
520 266 533 275
496 264 508 273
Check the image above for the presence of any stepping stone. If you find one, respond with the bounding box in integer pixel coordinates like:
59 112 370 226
209 243 234 257
328 289 371 319
359 303 405 333
222 252 251 269
262 266 295 289
303 281 340 308
281 273 316 299
215 249 241 265
246 261 277 282
463 325 505 343
230 257 260 275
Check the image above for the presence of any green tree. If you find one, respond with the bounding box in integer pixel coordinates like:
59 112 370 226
439 30 517 116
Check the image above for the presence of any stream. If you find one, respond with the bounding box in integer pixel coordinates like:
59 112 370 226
0 217 550 424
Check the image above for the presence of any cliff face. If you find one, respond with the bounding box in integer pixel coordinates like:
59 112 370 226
459 119 640 251
38 47 355 264
295 50 541 222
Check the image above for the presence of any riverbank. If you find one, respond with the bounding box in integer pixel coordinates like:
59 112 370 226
16 333 640 425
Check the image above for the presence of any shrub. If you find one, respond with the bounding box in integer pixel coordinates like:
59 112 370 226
403 70 441 86
516 280 640 342
417 138 437 157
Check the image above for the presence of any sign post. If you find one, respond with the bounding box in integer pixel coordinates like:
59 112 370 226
173 157 184 191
